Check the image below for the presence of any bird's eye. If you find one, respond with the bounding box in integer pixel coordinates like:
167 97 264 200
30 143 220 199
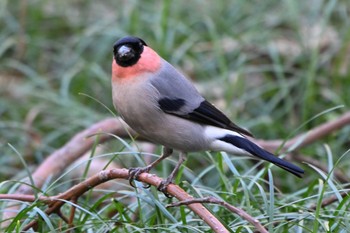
117 45 135 62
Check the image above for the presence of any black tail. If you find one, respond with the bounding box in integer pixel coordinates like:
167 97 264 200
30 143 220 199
219 135 304 178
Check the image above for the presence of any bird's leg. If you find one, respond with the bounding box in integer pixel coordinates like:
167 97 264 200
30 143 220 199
157 152 186 197
128 147 173 187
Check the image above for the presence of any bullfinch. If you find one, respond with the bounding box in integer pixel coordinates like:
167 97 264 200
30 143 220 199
111 36 304 192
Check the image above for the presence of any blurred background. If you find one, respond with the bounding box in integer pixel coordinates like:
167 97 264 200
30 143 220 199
1 0 350 231
1 0 350 197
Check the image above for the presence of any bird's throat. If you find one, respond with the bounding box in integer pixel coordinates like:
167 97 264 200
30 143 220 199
112 47 161 80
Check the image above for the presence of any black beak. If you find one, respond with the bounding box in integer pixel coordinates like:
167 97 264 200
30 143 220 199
117 45 135 62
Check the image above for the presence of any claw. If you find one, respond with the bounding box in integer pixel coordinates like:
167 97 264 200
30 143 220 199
142 183 151 189
128 166 151 188
157 178 173 198
127 148 181 195
156 152 186 197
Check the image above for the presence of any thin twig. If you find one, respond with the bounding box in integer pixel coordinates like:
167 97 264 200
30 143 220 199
0 194 52 203
293 154 349 183
168 196 268 233
309 191 349 210
254 111 350 152
68 198 77 231
56 209 70 224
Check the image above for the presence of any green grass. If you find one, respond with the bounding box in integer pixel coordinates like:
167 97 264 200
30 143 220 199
1 0 350 232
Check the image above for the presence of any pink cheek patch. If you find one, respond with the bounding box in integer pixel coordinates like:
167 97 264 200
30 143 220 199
112 47 161 81
141 47 162 72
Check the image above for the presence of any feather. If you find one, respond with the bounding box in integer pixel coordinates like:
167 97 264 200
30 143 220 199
158 98 253 137
219 135 304 177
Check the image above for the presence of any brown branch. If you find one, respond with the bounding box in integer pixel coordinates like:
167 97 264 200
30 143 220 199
168 196 268 233
293 154 349 183
309 191 349 210
1 118 139 228
0 169 229 232
3 111 350 229
0 194 52 203
253 111 350 152
16 118 138 195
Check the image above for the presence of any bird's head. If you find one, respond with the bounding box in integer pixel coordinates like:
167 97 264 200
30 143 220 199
113 36 147 67
112 36 161 80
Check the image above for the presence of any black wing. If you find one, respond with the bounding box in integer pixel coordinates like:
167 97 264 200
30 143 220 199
158 98 253 137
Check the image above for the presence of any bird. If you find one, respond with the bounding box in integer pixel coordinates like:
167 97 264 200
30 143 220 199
111 36 304 193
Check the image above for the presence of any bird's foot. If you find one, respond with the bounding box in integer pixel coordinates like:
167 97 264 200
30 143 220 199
157 177 174 198
157 152 186 198
128 166 152 188
128 147 174 189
